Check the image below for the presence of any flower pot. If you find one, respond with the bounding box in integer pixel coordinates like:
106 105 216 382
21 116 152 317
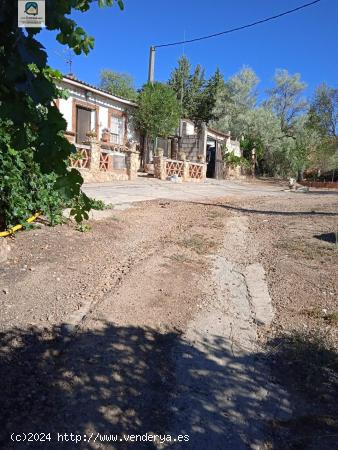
102 131 110 142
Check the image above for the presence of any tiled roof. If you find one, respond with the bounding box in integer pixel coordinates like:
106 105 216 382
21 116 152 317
62 75 137 106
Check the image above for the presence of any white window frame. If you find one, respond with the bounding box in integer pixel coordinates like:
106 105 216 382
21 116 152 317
110 115 125 145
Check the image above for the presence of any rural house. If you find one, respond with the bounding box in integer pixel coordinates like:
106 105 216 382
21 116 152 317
56 75 140 182
56 76 242 183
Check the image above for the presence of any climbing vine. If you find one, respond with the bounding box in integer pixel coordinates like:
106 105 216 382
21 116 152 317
0 0 123 229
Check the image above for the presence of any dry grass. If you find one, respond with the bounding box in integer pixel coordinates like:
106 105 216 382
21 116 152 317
302 307 326 319
302 308 338 325
210 221 224 229
206 211 224 219
179 234 217 255
168 253 193 264
277 239 338 260
325 311 338 325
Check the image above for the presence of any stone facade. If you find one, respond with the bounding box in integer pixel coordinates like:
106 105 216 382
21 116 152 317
71 140 140 183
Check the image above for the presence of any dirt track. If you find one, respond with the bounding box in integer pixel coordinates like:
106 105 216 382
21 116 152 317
0 187 337 449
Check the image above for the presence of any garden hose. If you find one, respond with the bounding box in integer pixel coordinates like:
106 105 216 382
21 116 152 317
0 212 41 237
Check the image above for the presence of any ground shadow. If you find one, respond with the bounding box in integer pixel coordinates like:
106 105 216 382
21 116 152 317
192 202 338 217
302 190 338 196
314 232 337 244
266 331 338 450
0 323 177 449
0 323 337 449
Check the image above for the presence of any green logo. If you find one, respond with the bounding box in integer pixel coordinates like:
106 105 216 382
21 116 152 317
24 2 38 15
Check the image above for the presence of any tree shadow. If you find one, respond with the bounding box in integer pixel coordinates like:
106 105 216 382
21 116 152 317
192 202 338 217
266 331 338 450
0 323 177 449
0 323 337 449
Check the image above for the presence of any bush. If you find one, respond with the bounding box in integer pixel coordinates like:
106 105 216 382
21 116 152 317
223 150 251 169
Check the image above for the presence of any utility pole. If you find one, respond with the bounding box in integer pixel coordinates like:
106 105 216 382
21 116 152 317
148 46 156 84
144 46 156 166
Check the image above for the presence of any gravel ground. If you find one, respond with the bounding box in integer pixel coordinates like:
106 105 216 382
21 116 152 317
0 187 337 449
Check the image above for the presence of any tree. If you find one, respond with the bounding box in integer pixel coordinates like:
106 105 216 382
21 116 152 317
212 67 314 177
186 64 205 120
212 67 259 138
308 83 338 137
287 117 321 178
168 57 226 126
195 68 225 125
134 83 181 139
168 56 206 122
168 55 192 117
265 69 307 135
100 69 137 101
0 0 123 228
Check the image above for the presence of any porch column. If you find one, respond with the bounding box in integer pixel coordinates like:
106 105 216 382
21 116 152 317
198 122 207 160
153 150 166 180
183 161 190 181
126 148 140 181
87 139 101 173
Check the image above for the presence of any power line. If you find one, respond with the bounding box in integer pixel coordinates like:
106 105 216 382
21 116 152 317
155 0 321 48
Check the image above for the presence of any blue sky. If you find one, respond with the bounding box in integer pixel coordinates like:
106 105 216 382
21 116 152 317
39 0 337 100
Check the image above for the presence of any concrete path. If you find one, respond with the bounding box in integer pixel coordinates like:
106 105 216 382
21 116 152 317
83 177 285 206
169 214 291 450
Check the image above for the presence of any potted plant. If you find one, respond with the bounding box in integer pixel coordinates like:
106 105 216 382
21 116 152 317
126 138 136 150
101 128 110 143
86 129 97 141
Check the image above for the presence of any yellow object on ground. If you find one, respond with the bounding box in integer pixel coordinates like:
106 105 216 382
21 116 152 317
0 212 41 237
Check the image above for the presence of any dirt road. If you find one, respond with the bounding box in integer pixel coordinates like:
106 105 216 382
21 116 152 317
0 185 337 449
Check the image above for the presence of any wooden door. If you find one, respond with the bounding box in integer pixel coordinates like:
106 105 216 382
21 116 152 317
215 142 224 179
76 106 91 143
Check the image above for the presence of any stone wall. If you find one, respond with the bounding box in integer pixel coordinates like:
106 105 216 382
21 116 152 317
180 135 200 161
71 140 140 183
153 135 202 162
224 164 250 180
180 123 207 162
154 153 206 182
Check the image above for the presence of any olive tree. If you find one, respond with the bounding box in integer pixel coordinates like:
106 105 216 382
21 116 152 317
265 69 307 135
212 67 259 138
